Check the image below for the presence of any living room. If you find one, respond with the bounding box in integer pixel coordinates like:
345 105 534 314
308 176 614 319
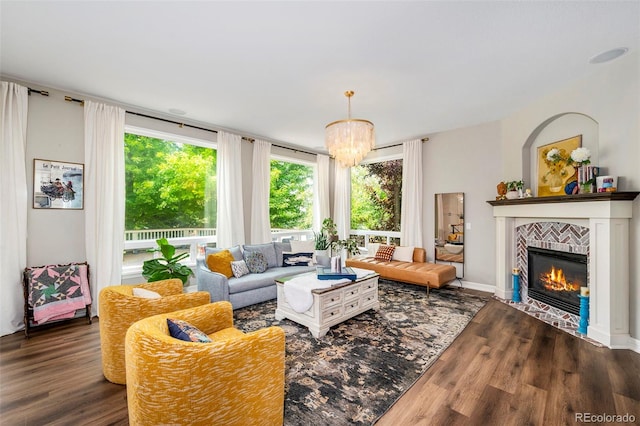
1 1 639 424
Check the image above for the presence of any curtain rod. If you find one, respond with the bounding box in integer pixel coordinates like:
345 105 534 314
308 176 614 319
373 137 429 151
59 94 321 155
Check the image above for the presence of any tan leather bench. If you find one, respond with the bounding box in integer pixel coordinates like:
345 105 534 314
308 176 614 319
345 247 456 289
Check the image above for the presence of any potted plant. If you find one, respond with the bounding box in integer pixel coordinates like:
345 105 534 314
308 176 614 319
142 238 194 285
332 237 360 257
505 180 524 199
314 218 338 266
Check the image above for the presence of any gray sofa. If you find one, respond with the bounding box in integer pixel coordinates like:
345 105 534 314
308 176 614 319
196 241 315 309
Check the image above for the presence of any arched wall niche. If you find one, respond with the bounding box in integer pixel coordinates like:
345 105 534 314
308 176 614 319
521 113 599 195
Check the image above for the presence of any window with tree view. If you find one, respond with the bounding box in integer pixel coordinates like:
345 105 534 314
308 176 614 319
270 159 313 232
123 131 217 266
351 159 402 245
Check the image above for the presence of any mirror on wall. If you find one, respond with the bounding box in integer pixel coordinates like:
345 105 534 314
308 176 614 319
434 193 464 273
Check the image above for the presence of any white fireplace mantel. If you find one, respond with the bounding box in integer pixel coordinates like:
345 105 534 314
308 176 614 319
489 192 639 349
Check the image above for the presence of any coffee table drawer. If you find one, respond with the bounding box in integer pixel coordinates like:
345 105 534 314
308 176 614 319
344 298 360 314
321 305 344 322
320 292 343 309
362 290 377 306
343 285 360 301
361 279 377 293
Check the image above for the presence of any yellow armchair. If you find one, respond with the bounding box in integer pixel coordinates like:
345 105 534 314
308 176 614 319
98 279 210 384
125 301 285 426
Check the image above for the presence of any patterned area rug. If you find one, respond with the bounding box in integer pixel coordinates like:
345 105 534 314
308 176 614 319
234 279 488 425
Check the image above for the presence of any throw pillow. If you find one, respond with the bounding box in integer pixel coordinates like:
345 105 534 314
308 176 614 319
243 243 277 268
132 287 161 299
206 250 235 278
282 252 313 267
392 246 415 262
374 245 396 262
290 240 315 254
167 318 212 343
230 260 250 278
244 251 268 273
367 243 380 257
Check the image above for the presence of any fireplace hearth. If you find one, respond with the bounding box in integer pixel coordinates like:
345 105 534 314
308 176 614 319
527 246 587 316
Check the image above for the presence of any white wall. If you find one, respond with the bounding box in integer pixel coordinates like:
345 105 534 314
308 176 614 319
501 51 640 339
25 86 86 266
424 121 502 286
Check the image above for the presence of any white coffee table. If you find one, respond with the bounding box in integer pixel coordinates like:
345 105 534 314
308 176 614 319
275 272 379 338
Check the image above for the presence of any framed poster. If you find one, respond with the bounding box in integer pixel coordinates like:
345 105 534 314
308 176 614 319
33 159 84 209
536 135 581 197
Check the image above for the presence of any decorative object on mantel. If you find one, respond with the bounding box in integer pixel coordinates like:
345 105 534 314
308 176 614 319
505 180 524 199
496 181 507 200
567 146 599 194
486 191 639 206
536 135 581 197
325 90 375 168
524 188 533 198
596 175 617 193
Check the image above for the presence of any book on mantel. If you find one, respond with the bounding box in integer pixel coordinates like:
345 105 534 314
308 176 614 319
316 266 357 281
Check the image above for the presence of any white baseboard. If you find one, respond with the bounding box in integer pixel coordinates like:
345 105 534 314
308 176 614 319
455 280 495 294
628 336 640 354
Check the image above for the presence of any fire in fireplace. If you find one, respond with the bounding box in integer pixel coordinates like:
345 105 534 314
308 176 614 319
527 247 587 315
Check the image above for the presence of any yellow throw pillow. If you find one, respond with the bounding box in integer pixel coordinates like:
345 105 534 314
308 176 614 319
206 250 235 278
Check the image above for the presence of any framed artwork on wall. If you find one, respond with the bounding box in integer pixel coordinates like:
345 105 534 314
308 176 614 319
536 135 581 197
33 159 84 209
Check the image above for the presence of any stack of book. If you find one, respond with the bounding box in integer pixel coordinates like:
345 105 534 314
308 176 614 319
577 165 599 193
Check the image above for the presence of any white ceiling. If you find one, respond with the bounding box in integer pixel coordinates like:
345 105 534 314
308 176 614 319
1 1 638 153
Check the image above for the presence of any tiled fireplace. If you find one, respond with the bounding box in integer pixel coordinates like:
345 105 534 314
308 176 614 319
490 193 637 349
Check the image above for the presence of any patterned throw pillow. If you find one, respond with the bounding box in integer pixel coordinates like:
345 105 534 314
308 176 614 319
230 260 250 278
282 252 313 267
244 251 268 273
374 245 396 262
206 250 235 278
167 318 212 343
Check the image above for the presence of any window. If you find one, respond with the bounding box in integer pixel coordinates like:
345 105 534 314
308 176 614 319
123 129 217 268
351 159 403 246
269 159 314 238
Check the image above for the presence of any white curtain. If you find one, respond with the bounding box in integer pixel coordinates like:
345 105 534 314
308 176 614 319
400 139 423 247
313 154 331 231
333 161 351 241
0 82 28 336
84 101 125 316
216 131 245 247
250 139 271 243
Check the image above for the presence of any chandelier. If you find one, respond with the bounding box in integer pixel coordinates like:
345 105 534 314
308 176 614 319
325 90 375 167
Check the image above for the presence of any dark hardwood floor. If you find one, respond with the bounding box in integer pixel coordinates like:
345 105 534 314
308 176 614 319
1 296 639 425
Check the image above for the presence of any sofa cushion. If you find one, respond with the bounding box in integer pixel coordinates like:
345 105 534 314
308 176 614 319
167 318 212 343
243 243 277 268
375 245 396 261
206 250 235 278
228 265 314 294
274 242 291 267
230 260 250 278
392 246 415 262
205 245 243 261
367 243 380 257
282 252 313 267
245 251 268 273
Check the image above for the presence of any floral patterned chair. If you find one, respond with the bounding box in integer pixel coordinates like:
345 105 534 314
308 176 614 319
125 301 285 426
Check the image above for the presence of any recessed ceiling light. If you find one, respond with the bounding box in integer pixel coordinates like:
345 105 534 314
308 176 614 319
589 47 629 64
168 108 186 115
